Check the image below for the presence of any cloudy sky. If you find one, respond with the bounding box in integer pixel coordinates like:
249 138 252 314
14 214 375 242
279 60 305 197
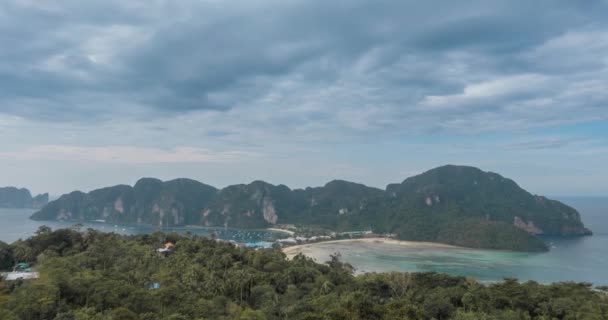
1 0 607 196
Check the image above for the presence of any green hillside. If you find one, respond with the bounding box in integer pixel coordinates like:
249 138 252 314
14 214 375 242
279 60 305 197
31 165 592 252
1 229 607 320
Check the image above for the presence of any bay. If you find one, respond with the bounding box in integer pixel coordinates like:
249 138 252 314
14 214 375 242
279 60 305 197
288 196 608 285
292 235 608 285
0 196 606 284
0 208 284 246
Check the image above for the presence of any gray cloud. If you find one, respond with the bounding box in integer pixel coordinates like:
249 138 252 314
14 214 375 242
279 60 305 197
0 0 607 138
505 138 574 150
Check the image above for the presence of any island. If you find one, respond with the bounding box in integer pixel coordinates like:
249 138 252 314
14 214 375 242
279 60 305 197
30 165 591 252
0 187 48 209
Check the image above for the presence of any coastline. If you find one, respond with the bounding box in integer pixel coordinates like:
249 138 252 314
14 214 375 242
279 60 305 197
266 227 295 235
282 237 464 259
27 218 293 235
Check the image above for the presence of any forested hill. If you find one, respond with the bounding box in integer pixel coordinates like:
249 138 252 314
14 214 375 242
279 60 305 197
1 229 607 319
0 187 48 209
31 165 592 252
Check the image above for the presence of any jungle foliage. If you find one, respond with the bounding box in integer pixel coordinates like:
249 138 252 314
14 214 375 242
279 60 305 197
1 227 607 320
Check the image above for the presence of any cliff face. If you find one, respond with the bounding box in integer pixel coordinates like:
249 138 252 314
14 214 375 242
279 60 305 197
384 165 592 237
198 180 385 229
33 178 217 227
31 165 592 251
32 193 49 209
0 187 49 209
32 178 385 230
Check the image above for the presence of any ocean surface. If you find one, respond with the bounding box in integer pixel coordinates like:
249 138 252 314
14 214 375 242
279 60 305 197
0 208 284 247
289 196 608 285
0 196 606 284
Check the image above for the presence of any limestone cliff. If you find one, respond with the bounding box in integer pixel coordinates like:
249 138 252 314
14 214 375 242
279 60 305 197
0 187 48 209
31 165 593 251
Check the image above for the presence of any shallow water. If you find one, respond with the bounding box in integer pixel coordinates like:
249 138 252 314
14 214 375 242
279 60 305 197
289 197 608 285
0 197 606 284
291 235 608 285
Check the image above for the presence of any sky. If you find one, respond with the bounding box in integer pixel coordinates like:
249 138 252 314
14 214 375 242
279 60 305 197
0 0 607 197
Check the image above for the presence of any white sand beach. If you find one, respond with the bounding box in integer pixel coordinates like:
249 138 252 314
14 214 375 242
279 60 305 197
282 237 462 259
266 227 295 235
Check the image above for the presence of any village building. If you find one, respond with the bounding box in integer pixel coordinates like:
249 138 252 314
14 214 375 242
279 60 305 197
1 262 39 281
157 242 174 254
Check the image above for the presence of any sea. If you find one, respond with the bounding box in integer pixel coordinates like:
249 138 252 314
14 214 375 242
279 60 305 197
0 209 284 248
0 196 606 285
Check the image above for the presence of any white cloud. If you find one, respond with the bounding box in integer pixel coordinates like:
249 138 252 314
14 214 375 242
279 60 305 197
0 0 607 195
420 74 550 109
504 138 573 150
0 145 256 164
524 30 608 71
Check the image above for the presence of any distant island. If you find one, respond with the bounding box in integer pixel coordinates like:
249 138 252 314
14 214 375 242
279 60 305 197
30 165 591 252
0 187 48 209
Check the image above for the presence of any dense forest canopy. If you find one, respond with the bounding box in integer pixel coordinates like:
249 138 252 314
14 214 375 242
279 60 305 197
1 228 606 319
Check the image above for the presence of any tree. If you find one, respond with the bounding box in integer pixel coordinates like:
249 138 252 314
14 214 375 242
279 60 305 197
240 309 267 320
0 241 13 270
109 307 138 320
1 229 607 320
423 291 455 320
35 225 52 235
387 272 412 299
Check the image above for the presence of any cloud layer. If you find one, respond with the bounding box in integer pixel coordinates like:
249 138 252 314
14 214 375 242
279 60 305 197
0 0 607 195
0 145 255 163
1 1 606 132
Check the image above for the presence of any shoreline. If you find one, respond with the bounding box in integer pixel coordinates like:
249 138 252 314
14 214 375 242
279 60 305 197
282 237 464 258
28 219 293 234
266 227 295 235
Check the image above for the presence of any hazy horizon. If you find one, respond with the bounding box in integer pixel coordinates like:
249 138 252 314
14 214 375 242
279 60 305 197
8 170 608 199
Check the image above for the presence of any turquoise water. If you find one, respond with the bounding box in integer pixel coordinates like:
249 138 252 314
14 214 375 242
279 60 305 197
294 235 608 285
293 197 608 285
0 197 606 284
